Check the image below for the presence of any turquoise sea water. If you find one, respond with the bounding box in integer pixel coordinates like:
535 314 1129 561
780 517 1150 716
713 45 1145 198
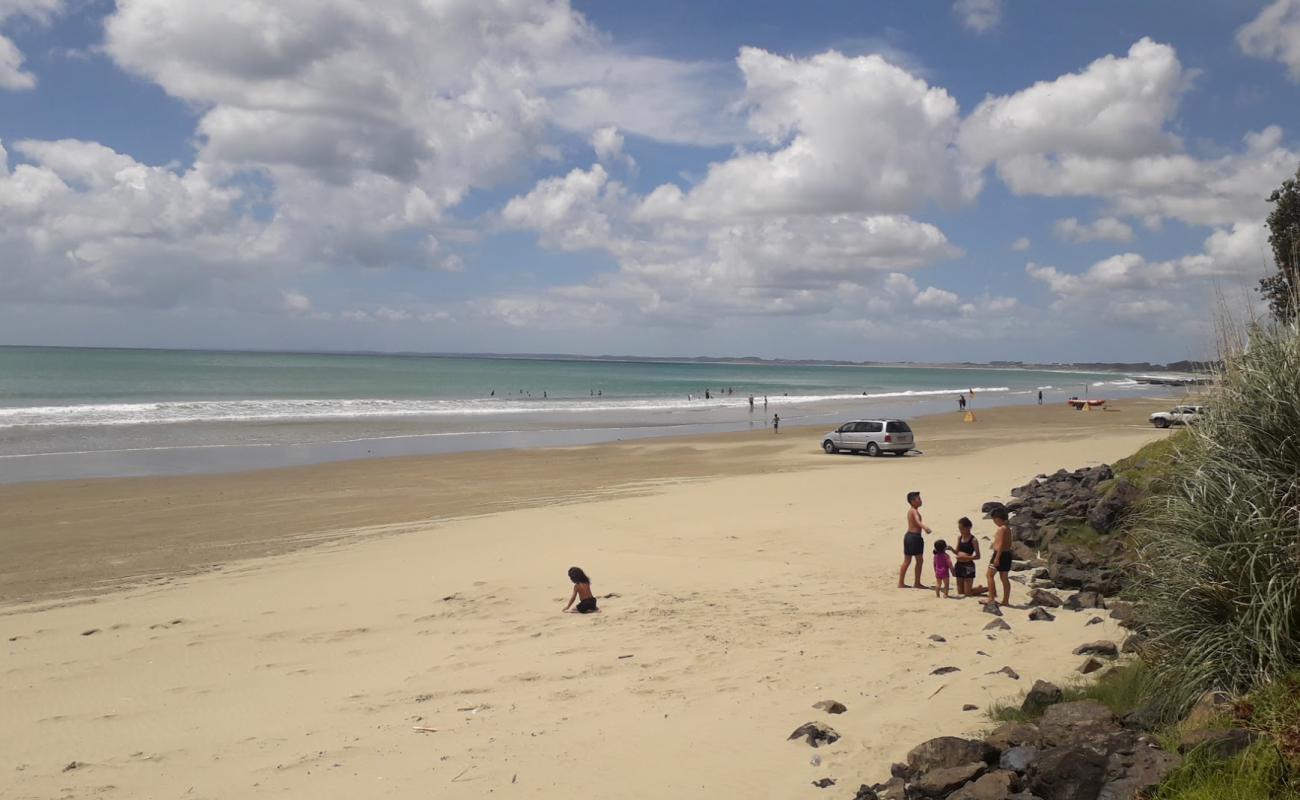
0 346 1161 481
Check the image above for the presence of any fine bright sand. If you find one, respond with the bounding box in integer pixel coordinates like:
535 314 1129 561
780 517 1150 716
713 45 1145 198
1 399 1172 799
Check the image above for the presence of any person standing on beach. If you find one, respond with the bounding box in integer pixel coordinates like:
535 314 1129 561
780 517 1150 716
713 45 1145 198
772 413 780 433
749 395 754 411
982 507 1013 607
1038 390 1043 405
898 491 931 588
952 517 982 596
957 395 966 411
763 396 768 409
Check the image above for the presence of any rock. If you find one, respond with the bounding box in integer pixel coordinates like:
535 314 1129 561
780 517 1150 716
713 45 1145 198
80 629 99 636
1029 589 1063 608
1011 541 1037 561
1011 560 1033 572
1078 657 1105 675
1039 701 1121 747
949 770 1020 800
1086 616 1104 626
929 634 947 643
1087 479 1141 534
1184 690 1233 729
1020 680 1063 715
906 737 998 774
1177 728 1255 758
1031 567 1051 580
1099 745 1182 800
811 777 836 788
982 501 1006 514
983 603 1004 617
63 761 83 772
788 721 840 747
1106 601 1136 625
963 704 979 711
1028 608 1056 622
990 666 1021 680
812 700 847 714
1121 705 1160 732
889 762 909 779
1000 746 1040 774
987 721 1042 749
984 619 1012 632
870 776 904 800
1064 592 1107 611
932 666 961 676
852 785 882 800
1072 641 1119 658
911 762 988 798
1026 745 1108 800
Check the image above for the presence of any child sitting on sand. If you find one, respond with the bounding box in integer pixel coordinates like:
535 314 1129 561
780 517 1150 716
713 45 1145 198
562 567 600 614
933 540 953 598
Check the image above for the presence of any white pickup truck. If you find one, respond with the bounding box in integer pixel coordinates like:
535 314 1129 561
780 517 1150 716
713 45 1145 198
1149 405 1204 428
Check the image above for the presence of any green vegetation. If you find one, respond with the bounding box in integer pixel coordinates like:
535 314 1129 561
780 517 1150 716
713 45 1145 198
1107 431 1186 493
1054 517 1102 549
987 663 1150 724
1129 324 1300 718
1257 163 1300 324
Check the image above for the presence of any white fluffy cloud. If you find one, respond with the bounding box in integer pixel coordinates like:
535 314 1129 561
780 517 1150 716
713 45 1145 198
1054 216 1135 244
954 0 1002 34
1011 237 1031 252
1237 0 1300 82
638 47 972 221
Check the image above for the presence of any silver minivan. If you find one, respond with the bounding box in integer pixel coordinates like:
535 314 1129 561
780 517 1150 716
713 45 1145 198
822 419 915 456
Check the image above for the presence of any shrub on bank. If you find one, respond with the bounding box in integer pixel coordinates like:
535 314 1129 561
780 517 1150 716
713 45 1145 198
1130 323 1300 717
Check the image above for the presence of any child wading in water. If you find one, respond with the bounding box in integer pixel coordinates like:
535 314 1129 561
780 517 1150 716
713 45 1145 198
933 540 953 597
563 567 600 613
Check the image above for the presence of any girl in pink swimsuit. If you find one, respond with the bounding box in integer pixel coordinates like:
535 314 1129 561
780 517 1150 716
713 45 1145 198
933 540 953 598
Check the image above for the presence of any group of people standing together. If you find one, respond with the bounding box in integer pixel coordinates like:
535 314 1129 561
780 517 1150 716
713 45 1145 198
898 491 1014 607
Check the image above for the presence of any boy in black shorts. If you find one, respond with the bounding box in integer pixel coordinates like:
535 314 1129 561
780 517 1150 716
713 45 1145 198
982 506 1013 606
897 491 931 588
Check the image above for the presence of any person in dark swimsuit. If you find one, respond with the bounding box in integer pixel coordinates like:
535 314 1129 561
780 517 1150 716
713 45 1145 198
952 517 982 596
897 491 932 588
563 567 600 613
982 507 1013 607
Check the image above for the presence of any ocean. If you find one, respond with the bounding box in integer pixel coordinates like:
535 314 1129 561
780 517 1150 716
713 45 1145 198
0 346 1161 482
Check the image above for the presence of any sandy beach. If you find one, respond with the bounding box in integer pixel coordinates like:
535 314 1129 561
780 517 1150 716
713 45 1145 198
2 399 1171 799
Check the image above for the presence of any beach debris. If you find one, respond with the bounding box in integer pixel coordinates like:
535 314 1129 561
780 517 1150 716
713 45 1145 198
441 594 459 601
811 777 836 788
1073 640 1119 658
788 721 840 748
930 666 961 676
981 603 1003 617
928 634 947 643
1078 657 1105 674
63 761 83 772
983 618 1012 631
962 704 978 711
812 700 847 714
990 666 1021 680
1020 680 1063 714
975 650 989 657
1028 588 1063 608
810 754 822 767
80 629 99 637
411 726 440 733
617 654 634 659
928 685 947 699
1087 616 1104 626
450 766 474 783
601 593 620 599
414 694 432 703
1028 608 1056 622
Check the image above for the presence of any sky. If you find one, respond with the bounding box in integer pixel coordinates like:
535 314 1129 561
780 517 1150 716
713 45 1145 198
1 0 1299 363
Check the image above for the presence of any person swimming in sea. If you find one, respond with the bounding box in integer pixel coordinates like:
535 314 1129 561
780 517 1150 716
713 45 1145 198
562 567 600 614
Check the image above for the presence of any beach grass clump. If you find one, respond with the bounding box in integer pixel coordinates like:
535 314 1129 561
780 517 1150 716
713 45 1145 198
986 663 1150 724
1129 324 1300 717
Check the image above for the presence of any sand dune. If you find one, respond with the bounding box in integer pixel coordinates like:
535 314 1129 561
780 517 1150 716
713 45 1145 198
1 400 1169 798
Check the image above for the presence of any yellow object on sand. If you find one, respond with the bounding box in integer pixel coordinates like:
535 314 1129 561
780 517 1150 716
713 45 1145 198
964 411 976 423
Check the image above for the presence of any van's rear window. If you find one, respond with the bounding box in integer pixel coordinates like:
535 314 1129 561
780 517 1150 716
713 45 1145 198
886 421 911 433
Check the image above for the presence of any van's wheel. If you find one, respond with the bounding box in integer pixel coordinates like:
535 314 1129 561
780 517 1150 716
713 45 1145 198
1154 418 1169 429
866 442 880 457
823 440 837 454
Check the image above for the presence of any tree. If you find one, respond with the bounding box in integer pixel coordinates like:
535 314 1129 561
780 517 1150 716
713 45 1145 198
1258 164 1300 324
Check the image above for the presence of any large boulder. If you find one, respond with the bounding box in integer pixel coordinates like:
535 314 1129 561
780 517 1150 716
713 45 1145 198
1065 591 1107 611
1087 479 1142 534
1039 701 1121 747
910 762 988 798
987 721 1041 749
1026 745 1108 800
1021 680 1063 715
1072 641 1119 658
1099 745 1182 800
1000 746 1040 774
788 721 839 747
948 770 1019 800
1029 589 1063 608
906 737 998 774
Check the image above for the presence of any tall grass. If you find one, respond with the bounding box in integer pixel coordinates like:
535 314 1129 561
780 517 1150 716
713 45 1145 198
1129 323 1300 717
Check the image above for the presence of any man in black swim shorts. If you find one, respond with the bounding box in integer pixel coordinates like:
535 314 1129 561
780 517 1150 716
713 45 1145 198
983 506 1014 606
897 491 932 588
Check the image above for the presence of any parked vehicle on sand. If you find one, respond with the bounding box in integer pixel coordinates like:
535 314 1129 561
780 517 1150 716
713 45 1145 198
1149 405 1204 428
822 419 914 456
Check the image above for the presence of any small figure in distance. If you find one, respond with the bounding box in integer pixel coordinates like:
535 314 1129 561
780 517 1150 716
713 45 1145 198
958 394 966 411
563 567 599 614
1038 389 1043 405
898 491 932 589
933 539 953 598
772 413 780 433
952 516 982 596
981 507 1014 607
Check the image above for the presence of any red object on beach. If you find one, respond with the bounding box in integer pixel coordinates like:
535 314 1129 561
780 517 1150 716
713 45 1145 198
1066 399 1107 409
